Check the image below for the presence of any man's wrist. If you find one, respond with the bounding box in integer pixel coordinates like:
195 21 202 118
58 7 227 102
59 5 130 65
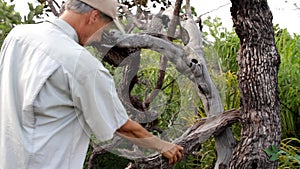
152 137 174 153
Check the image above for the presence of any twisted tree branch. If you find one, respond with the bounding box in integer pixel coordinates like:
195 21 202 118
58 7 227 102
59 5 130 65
130 109 240 168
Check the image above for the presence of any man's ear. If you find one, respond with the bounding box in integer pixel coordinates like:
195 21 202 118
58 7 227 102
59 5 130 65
88 10 100 24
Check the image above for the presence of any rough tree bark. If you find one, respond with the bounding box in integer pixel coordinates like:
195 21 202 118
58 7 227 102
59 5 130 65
228 0 281 168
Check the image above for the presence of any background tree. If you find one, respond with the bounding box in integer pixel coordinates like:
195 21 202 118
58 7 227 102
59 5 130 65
228 0 281 168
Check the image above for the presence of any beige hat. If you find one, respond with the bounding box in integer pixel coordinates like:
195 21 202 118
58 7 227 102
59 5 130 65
80 0 125 33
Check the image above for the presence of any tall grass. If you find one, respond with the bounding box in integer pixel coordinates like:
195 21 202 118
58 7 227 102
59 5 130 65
275 26 300 138
279 138 300 168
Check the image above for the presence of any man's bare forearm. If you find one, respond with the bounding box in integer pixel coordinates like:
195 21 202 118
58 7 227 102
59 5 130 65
116 119 184 164
116 119 173 152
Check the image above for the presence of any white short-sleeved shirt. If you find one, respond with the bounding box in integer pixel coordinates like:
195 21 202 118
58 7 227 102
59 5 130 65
0 18 129 169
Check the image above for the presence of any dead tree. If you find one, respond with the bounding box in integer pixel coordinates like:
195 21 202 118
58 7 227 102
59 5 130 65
88 0 237 168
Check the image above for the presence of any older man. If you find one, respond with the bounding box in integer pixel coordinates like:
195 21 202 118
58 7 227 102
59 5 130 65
0 0 184 168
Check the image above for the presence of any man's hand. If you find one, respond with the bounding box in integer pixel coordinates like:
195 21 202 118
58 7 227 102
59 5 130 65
161 143 184 164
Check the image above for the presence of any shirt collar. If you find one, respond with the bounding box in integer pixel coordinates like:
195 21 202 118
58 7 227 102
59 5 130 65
48 18 79 43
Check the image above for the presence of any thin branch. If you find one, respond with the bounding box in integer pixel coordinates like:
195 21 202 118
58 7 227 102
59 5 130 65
294 3 300 10
46 0 59 16
143 11 169 108
199 3 230 17
145 0 183 107
133 0 143 14
185 0 192 18
144 56 167 108
120 4 147 32
168 0 183 36
52 0 60 8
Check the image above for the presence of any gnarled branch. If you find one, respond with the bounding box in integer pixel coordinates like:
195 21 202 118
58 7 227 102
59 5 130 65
131 109 240 168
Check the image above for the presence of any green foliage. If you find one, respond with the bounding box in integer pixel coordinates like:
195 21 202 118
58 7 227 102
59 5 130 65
275 26 300 138
194 138 216 169
265 138 300 168
211 70 240 111
279 138 300 168
131 66 181 130
133 49 186 132
202 17 239 72
265 145 282 161
0 0 45 46
173 138 216 169
84 146 130 169
181 5 198 17
24 2 45 24
0 0 21 44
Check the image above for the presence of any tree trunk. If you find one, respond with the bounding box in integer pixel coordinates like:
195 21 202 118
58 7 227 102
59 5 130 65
229 0 281 168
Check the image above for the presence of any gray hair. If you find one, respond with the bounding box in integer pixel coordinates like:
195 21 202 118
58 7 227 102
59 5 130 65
61 0 113 21
64 0 94 13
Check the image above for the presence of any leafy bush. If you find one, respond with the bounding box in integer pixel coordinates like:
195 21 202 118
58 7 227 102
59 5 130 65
0 0 21 44
84 146 130 169
0 0 45 46
173 138 216 169
202 17 239 73
275 26 300 138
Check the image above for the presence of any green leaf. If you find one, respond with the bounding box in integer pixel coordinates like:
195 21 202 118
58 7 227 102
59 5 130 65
271 145 279 153
265 147 273 156
28 3 34 11
270 154 280 161
265 145 280 159
295 155 300 164
35 5 44 15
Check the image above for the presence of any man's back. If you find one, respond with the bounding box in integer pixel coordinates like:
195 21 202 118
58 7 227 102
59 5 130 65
0 20 92 169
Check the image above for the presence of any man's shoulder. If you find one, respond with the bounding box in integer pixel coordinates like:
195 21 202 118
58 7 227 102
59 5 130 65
10 22 50 37
11 21 76 46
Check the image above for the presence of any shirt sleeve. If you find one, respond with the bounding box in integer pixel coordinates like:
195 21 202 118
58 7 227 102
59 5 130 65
71 50 129 142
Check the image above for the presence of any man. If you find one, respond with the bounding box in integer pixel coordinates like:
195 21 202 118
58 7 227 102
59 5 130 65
0 0 184 168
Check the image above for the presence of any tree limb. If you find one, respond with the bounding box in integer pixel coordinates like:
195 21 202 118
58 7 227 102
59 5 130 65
46 0 59 17
130 109 241 169
181 5 236 168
